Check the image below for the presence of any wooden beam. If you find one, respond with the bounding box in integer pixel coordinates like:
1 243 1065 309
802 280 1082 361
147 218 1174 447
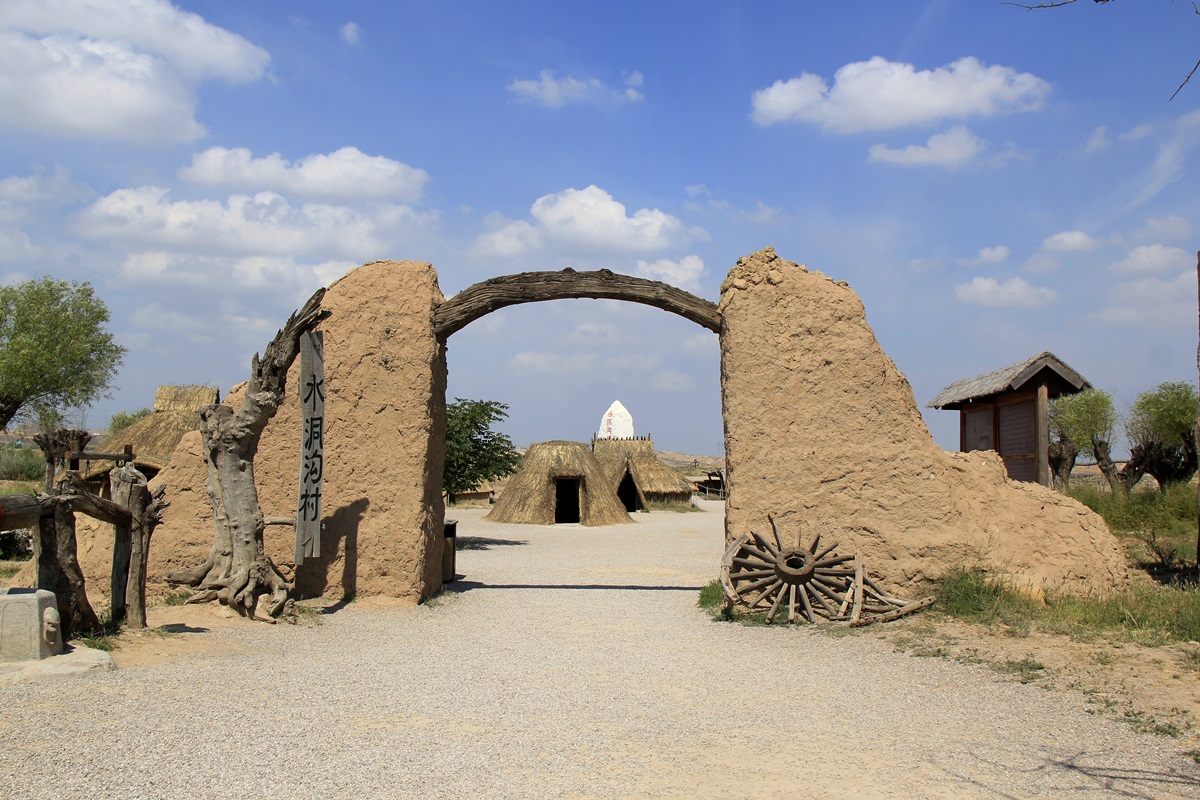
434 269 721 338
1036 382 1050 486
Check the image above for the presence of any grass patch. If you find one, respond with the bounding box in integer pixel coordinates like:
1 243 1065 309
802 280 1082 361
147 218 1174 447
159 589 194 606
991 656 1047 683
0 560 23 584
1070 483 1198 571
934 566 1200 645
0 447 43 482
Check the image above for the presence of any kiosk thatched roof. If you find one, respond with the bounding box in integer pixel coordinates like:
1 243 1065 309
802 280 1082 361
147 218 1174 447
487 440 632 526
85 385 218 478
927 352 1089 410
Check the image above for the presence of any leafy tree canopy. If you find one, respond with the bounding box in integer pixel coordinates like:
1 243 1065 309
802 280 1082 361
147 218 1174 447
1124 381 1199 486
443 398 522 500
1049 388 1117 459
109 407 152 434
0 276 125 430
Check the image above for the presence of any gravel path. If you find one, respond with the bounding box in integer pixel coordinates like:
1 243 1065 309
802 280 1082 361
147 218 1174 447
2 500 1199 799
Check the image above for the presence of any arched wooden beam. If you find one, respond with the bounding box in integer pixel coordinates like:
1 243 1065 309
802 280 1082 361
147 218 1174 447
434 269 721 337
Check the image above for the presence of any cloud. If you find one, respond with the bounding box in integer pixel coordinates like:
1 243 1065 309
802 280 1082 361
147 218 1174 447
1042 230 1097 252
341 22 361 45
958 245 1010 266
868 126 985 168
750 56 1049 133
506 69 645 108
955 276 1057 307
634 255 705 293
0 0 269 143
71 186 438 262
1084 126 1109 153
1108 244 1193 275
0 165 91 204
179 146 429 203
472 185 701 258
1124 109 1200 210
1140 215 1192 240
1090 270 1197 328
120 250 354 289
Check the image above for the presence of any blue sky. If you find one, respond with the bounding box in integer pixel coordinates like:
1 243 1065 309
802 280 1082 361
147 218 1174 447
1 0 1198 456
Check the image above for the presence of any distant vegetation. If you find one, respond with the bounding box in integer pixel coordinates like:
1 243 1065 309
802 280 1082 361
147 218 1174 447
109 407 152 434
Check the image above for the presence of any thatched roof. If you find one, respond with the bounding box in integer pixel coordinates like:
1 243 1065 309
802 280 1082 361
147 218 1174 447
84 385 219 478
927 352 1090 410
592 437 694 504
487 440 632 526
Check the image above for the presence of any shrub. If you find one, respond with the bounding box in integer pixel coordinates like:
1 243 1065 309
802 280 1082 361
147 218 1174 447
0 446 43 481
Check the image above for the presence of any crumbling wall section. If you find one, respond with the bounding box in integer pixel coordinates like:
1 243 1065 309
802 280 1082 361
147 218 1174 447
141 260 447 604
719 247 1127 596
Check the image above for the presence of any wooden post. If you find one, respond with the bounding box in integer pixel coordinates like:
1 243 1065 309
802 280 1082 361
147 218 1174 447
1036 383 1050 487
36 497 99 639
111 464 167 629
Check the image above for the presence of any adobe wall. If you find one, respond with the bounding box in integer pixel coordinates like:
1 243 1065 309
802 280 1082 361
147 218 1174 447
68 261 449 606
719 247 1127 596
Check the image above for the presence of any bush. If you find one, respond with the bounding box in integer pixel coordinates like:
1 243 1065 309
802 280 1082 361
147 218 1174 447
0 446 43 481
109 408 151 434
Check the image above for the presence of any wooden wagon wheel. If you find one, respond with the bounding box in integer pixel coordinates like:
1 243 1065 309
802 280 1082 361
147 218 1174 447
720 516 857 624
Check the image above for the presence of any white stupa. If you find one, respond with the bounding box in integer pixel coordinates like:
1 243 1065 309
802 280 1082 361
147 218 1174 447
596 400 635 439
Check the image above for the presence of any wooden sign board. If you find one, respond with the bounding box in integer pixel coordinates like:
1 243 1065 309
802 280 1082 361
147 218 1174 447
295 331 324 564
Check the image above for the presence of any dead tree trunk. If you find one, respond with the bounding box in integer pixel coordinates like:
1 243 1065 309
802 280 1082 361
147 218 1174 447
36 497 99 639
33 429 89 493
166 289 327 620
1093 437 1127 496
110 464 167 629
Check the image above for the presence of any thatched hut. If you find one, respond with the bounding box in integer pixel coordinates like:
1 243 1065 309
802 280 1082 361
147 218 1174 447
591 436 694 511
84 385 219 486
487 441 632 526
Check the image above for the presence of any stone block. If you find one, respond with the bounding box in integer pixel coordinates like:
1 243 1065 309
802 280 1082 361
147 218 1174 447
0 588 63 661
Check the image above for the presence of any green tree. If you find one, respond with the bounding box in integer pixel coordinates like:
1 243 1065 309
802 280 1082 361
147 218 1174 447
109 408 152 434
0 277 125 430
443 398 521 501
1049 388 1118 491
1123 381 1199 487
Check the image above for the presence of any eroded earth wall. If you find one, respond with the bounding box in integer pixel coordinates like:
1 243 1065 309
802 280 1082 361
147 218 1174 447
719 247 1127 596
84 261 448 605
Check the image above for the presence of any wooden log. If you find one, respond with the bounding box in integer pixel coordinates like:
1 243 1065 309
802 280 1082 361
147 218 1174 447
0 494 51 531
797 583 815 622
434 269 722 338
848 596 936 628
849 553 864 624
111 464 167 629
57 471 131 526
750 530 779 558
36 497 99 639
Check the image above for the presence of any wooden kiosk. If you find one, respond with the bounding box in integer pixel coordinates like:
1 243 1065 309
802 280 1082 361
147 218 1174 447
928 352 1090 486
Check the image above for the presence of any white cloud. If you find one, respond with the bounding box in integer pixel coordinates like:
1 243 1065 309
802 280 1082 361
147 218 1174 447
750 56 1049 133
341 22 361 45
0 166 91 204
868 126 985 168
0 0 268 143
959 245 1010 266
1090 270 1197 328
955 276 1056 307
1141 215 1192 239
120 250 354 289
1084 126 1109 153
1124 109 1200 211
651 369 693 391
506 69 645 108
1042 230 1096 252
472 186 701 258
680 332 718 358
1108 244 1193 275
634 256 705 293
71 186 438 261
179 146 429 203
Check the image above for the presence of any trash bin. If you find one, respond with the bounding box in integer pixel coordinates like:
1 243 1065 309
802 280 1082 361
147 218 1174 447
442 519 458 582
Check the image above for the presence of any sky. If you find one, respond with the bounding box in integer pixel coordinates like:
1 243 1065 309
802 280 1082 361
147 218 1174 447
1 0 1198 457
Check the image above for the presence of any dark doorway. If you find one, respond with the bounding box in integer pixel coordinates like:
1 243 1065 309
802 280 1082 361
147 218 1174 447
554 478 581 523
616 471 641 512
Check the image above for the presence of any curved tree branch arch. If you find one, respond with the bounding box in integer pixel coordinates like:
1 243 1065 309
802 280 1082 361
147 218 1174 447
434 269 721 338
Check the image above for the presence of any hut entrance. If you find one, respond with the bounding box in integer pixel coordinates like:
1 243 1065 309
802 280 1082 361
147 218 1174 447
616 471 641 513
554 478 581 523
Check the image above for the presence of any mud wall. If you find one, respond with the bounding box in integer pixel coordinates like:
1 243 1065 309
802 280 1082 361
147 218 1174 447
80 261 449 605
719 247 1127 596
